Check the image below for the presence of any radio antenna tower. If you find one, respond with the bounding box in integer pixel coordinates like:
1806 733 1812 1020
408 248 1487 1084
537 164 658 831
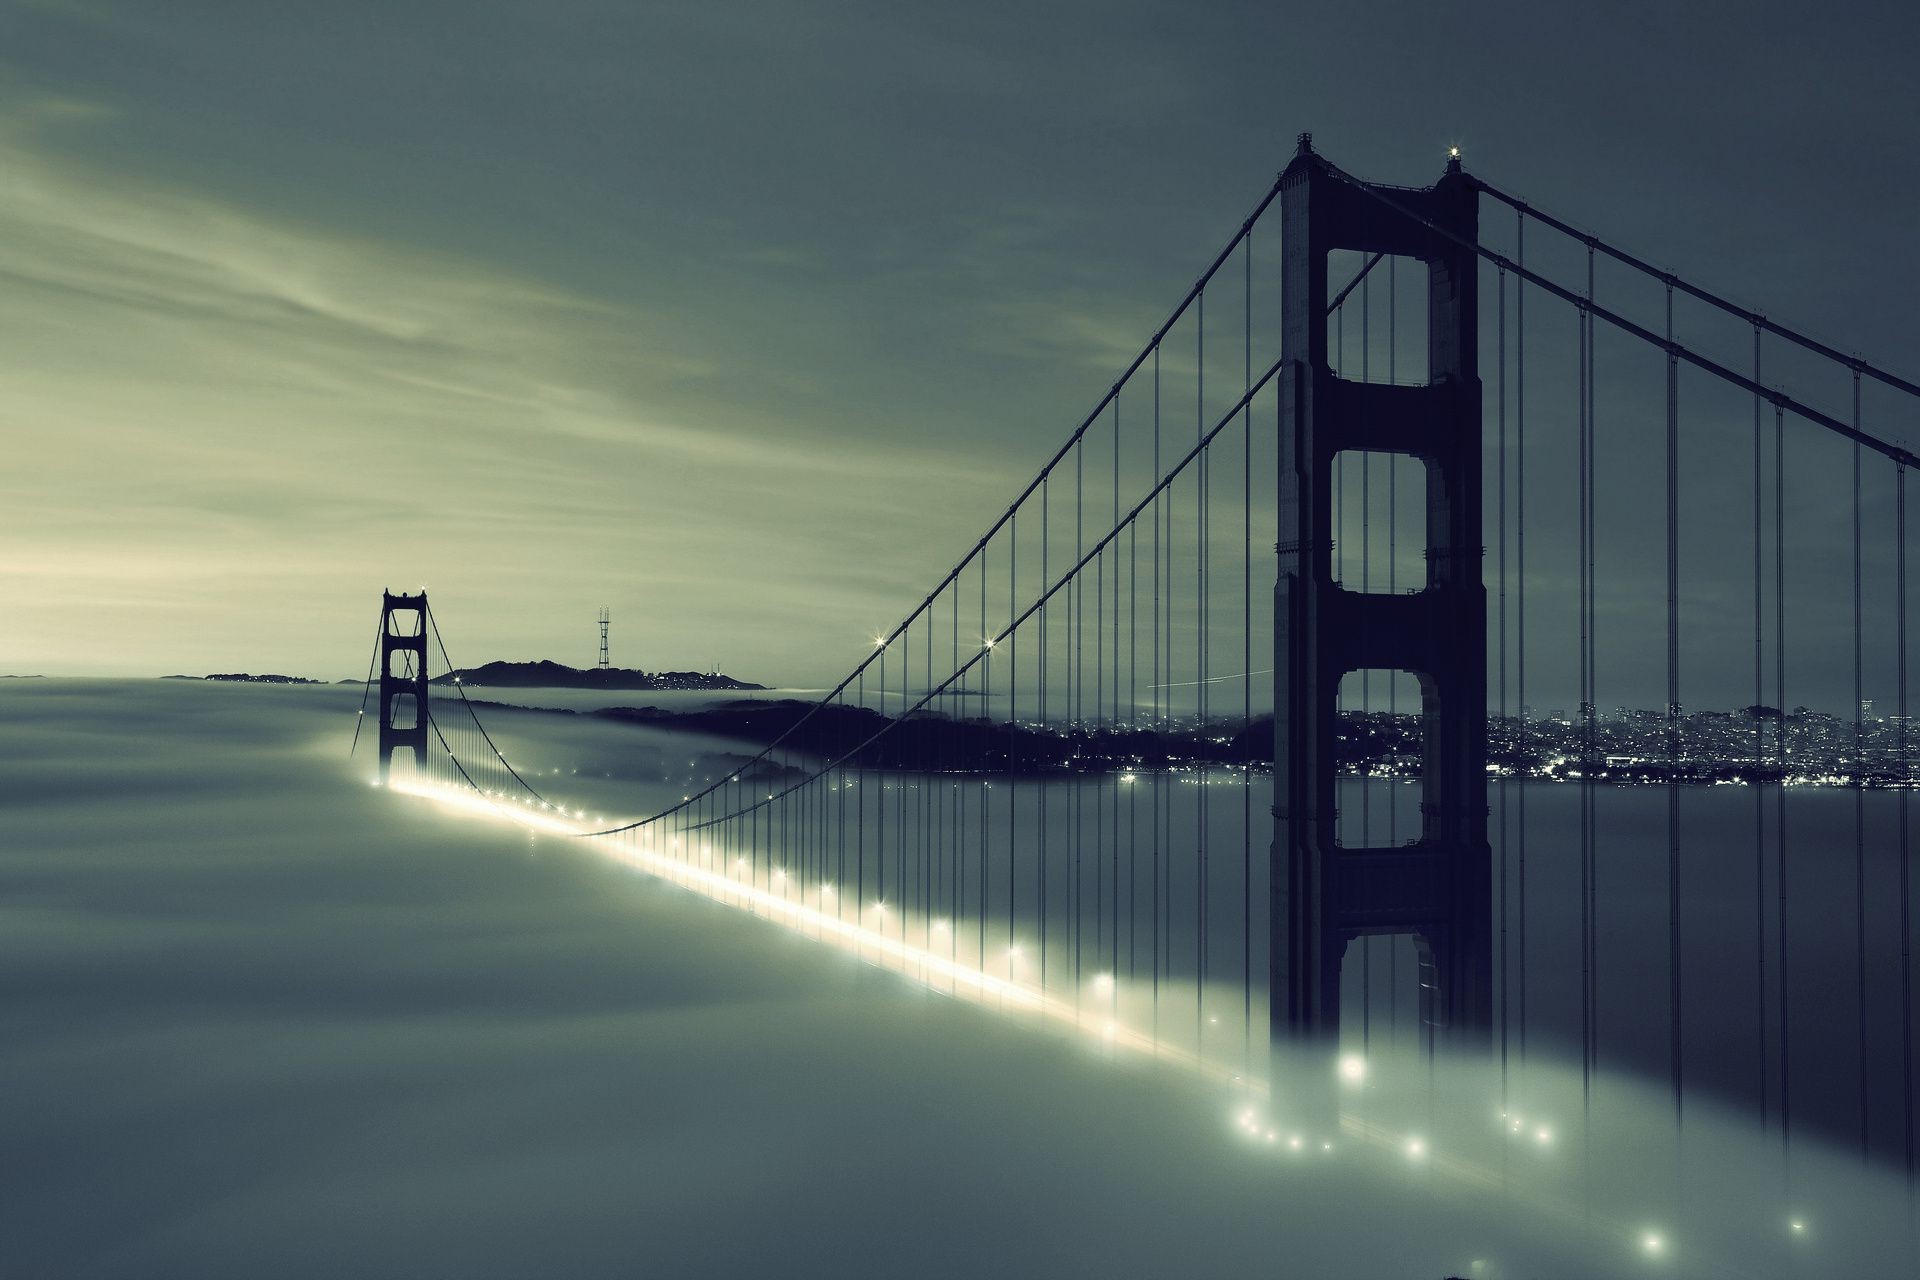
597 607 610 670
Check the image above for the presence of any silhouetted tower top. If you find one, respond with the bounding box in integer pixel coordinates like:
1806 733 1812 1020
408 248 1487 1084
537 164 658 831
598 607 610 670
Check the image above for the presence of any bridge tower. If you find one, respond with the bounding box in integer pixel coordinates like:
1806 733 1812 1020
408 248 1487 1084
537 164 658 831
1272 137 1492 1051
378 590 430 783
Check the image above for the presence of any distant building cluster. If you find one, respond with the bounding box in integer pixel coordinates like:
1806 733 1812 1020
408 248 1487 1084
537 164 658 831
1340 704 1918 787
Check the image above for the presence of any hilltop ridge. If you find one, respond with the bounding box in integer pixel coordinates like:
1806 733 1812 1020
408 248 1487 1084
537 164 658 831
429 659 763 692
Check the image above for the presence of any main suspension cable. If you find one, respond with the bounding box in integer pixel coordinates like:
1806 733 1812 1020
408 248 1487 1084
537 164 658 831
423 601 560 811
594 359 1284 839
1473 177 1920 402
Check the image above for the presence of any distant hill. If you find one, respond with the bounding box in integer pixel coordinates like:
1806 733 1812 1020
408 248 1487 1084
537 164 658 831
430 659 764 692
166 673 326 685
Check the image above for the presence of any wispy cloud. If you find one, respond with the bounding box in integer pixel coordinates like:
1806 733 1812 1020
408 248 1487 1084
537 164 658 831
0 97 1010 677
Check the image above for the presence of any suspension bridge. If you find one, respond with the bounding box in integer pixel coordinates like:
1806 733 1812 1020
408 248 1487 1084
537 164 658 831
360 135 1919 1192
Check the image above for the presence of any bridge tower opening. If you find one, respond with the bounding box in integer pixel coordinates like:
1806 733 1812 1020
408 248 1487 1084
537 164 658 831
379 591 430 783
1272 136 1492 1052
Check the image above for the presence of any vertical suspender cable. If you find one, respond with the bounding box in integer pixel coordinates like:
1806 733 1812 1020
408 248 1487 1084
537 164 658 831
1009 513 1019 964
1665 280 1683 1126
1361 271 1373 1052
1585 247 1600 1087
959 589 971 952
1042 476 1053 990
925 617 934 931
897 655 906 947
1098 405 1112 982
1515 214 1528 1064
1390 257 1405 1043
1753 321 1769 1126
1852 370 1868 1159
1578 259 1593 1111
1898 463 1914 1183
1243 226 1254 1066
1153 344 1163 1031
780 727 791 897
1197 289 1209 1057
1128 463 1137 980
1389 255 1401 1042
1776 399 1790 1154
959 600 968 950
1113 398 1125 999
980 557 989 969
1497 263 1509 1098
878 642 887 908
839 670 849 921
1098 441 1113 982
857 670 867 910
1079 441 1091 992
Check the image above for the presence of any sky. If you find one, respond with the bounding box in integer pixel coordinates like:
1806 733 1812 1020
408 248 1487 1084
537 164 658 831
1 0 1916 697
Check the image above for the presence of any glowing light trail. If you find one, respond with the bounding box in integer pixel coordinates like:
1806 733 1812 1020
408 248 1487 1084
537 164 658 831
390 774 1769 1274
389 776 1240 1085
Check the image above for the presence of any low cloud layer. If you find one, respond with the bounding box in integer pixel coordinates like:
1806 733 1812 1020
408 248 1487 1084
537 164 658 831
2 679 1913 1277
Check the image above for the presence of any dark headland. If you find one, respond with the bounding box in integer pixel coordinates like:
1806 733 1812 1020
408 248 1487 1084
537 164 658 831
431 659 764 692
